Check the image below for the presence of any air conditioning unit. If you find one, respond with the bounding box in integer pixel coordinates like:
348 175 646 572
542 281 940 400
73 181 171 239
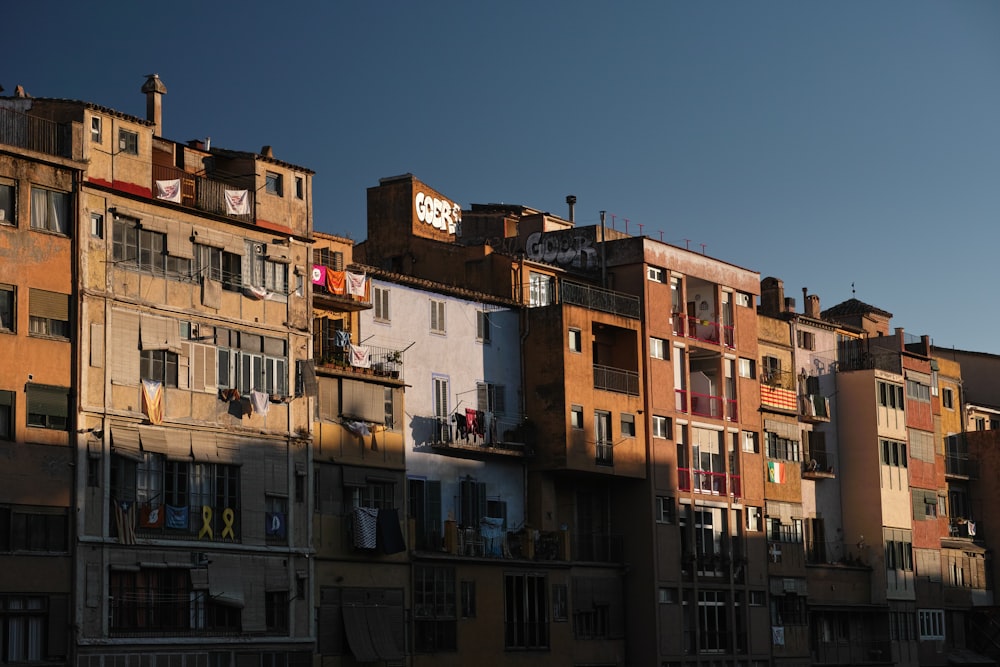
253 244 264 254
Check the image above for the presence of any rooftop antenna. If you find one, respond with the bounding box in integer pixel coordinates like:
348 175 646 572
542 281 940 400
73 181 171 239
684 238 691 250
624 218 629 235
700 243 707 255
610 214 617 230
658 230 664 241
637 223 644 236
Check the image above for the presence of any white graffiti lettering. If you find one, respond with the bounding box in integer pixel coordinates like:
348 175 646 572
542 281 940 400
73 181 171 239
415 191 461 234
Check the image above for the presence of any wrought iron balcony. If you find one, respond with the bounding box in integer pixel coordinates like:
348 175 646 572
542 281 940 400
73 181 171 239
0 107 71 158
593 364 639 396
559 281 640 319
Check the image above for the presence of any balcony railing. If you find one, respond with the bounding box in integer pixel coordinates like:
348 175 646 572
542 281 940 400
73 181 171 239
946 453 976 478
813 639 892 665
950 518 980 539
152 164 254 223
593 364 639 396
0 107 71 158
560 281 640 319
316 343 404 380
678 469 741 498
595 440 613 466
672 313 735 348
427 414 530 455
572 532 624 563
689 391 732 420
799 393 830 422
803 451 836 479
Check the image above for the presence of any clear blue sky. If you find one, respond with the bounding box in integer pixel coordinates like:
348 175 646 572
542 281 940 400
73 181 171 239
6 1 1000 352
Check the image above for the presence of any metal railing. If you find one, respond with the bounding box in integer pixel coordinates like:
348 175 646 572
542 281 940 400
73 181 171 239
673 313 735 348
316 343 404 379
0 107 72 157
593 364 639 396
678 469 741 497
152 164 254 223
560 281 640 319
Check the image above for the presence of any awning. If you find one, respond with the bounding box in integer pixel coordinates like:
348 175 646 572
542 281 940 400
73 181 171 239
140 426 191 460
342 604 403 662
111 427 142 461
207 559 245 608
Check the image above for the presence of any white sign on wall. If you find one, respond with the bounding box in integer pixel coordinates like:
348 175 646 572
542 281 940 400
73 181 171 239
415 191 461 234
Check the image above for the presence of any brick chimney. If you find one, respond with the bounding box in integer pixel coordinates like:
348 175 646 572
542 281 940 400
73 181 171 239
141 74 167 136
803 288 821 319
760 277 784 315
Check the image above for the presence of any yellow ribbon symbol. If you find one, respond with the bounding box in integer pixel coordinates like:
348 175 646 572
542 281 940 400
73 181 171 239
221 508 236 539
199 506 214 539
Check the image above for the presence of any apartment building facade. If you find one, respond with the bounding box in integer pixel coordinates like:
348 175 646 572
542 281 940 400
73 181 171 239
3 78 316 667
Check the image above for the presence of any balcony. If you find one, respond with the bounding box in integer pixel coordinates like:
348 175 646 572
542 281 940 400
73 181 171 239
316 343 404 381
427 414 531 458
678 468 741 498
802 450 836 480
0 107 71 158
799 394 830 422
949 518 980 539
676 390 734 420
946 453 977 478
761 371 797 412
152 164 254 224
672 313 735 348
813 639 892 665
593 364 639 396
560 281 640 319
572 532 624 563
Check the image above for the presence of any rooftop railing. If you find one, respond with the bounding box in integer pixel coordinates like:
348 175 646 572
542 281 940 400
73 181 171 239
560 281 640 319
0 107 72 158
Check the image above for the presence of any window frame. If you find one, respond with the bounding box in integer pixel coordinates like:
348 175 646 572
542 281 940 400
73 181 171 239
25 384 69 431
429 299 446 334
373 286 390 322
650 337 667 360
265 172 283 197
0 180 14 225
140 349 180 388
647 266 664 283
652 415 670 439
29 187 71 235
0 284 14 333
476 311 491 343
568 328 582 353
503 573 549 650
118 129 138 155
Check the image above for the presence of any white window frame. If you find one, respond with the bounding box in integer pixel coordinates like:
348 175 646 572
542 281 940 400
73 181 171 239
647 266 664 283
738 357 755 379
656 496 674 524
918 609 944 640
568 328 582 353
430 299 446 334
570 405 583 429
650 337 666 360
652 415 670 439
742 430 759 453
91 116 102 143
373 286 390 322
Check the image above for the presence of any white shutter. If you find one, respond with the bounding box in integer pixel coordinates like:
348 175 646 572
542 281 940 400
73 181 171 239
178 342 191 390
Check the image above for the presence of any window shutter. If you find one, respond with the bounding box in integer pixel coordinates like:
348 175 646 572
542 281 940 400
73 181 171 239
477 383 488 411
178 342 191 390
29 289 69 320
427 481 442 547
90 323 104 368
27 385 68 418
493 385 506 414
110 309 140 384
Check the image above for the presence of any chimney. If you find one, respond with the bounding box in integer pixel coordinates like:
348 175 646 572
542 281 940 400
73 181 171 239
566 195 577 222
261 145 274 158
805 293 821 319
759 277 784 315
141 74 167 136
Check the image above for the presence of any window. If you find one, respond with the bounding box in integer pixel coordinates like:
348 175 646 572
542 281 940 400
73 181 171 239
477 311 491 342
878 380 905 409
430 300 446 333
647 266 664 282
942 387 954 409
0 284 14 332
265 172 283 196
652 415 670 439
0 182 13 224
195 244 242 291
294 176 304 199
766 431 800 462
91 116 102 142
658 588 677 604
884 536 913 572
570 405 583 429
28 289 70 339
30 187 70 235
906 379 931 402
265 591 288 633
880 439 908 468
110 567 239 633
918 609 944 640
0 391 12 441
650 337 666 359
771 595 807 626
140 350 179 387
0 594 66 662
90 212 103 238
460 581 476 618
551 585 568 621
656 496 675 523
568 328 582 353
742 431 759 453
746 507 762 532
413 566 456 652
477 383 505 414
528 272 553 307
118 129 138 155
620 413 635 437
504 573 548 649
216 332 289 397
0 507 69 552
25 385 68 431
114 219 190 278
761 356 781 384
595 410 612 466
796 330 815 350
738 358 755 379
383 387 395 430
373 286 390 321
